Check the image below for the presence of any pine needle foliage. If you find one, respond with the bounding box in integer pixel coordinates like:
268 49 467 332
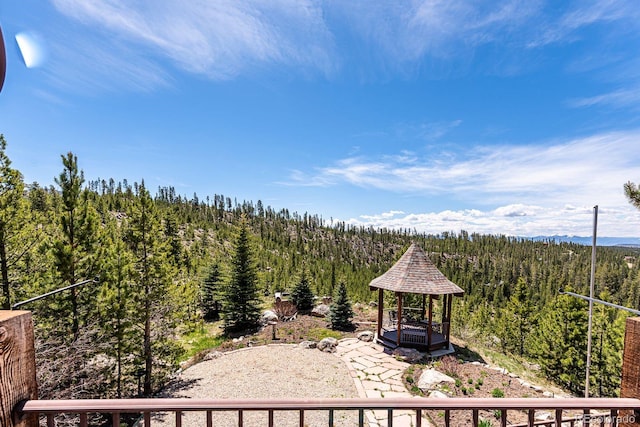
329 281 354 331
222 218 261 335
291 270 315 312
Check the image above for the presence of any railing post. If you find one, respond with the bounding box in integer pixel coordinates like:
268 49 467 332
0 310 38 427
620 317 640 426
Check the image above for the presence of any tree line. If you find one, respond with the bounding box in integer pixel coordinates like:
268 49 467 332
1 134 639 400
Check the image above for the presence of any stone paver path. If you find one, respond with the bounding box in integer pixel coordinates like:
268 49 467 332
335 338 431 427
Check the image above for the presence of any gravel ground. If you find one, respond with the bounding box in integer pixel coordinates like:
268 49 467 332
151 344 361 427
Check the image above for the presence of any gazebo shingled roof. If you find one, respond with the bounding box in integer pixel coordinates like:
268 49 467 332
369 243 464 296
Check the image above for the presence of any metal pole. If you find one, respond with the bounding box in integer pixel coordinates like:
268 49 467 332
559 290 640 316
585 205 598 398
12 278 98 309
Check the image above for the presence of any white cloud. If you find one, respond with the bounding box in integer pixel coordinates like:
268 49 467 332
342 204 640 238
289 130 640 210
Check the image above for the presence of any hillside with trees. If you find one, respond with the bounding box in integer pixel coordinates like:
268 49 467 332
1 135 639 400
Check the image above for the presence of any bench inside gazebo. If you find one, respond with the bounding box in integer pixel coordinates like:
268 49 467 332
369 243 464 353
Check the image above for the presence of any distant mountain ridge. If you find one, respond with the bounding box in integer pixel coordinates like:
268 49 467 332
530 235 640 247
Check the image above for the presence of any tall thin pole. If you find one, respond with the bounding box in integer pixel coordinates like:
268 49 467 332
585 205 598 398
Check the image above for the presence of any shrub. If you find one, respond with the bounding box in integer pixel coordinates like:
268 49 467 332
491 388 505 398
438 355 460 377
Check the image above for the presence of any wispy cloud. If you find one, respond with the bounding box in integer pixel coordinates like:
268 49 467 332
288 130 640 210
529 0 640 48
569 87 640 109
47 0 335 90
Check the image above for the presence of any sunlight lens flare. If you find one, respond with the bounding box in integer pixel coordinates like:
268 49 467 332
15 31 47 68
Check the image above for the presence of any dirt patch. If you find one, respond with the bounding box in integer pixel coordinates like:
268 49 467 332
216 304 377 352
403 356 577 427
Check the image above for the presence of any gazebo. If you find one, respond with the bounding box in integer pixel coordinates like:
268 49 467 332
369 243 464 352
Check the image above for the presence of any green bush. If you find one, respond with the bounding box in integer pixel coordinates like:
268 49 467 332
491 388 505 398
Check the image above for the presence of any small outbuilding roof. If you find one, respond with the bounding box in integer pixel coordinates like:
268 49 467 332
369 243 464 296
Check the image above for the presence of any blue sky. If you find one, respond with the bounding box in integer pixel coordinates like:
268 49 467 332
2 1 640 238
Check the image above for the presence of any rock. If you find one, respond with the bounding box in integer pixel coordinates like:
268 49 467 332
318 337 338 353
261 310 279 324
417 369 455 391
357 331 374 342
299 340 317 349
536 412 552 421
203 351 223 361
392 347 424 363
531 385 544 393
543 391 554 398
232 336 244 344
369 301 378 307
311 304 330 317
471 361 482 366
428 390 449 398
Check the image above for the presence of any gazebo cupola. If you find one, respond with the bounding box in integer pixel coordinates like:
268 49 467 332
369 243 464 352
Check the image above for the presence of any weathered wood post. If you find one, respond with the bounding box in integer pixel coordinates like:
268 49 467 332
0 310 38 427
620 317 640 426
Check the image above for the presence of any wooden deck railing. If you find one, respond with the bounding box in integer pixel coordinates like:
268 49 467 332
4 312 640 426
15 397 640 427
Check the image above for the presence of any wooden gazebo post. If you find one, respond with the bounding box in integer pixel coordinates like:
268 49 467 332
396 292 403 347
376 288 384 339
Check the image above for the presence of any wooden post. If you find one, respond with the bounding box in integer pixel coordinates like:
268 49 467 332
427 295 433 349
620 317 640 426
0 310 38 427
376 289 383 340
396 293 403 347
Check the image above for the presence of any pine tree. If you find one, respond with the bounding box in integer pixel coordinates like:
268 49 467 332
291 269 315 312
202 263 222 321
222 218 261 335
530 292 588 395
0 135 33 309
496 277 535 356
98 220 135 398
53 152 100 337
126 182 180 396
329 282 354 331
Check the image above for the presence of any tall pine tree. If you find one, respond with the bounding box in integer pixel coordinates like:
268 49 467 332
53 152 100 337
223 218 261 335
0 135 33 309
202 263 222 321
126 182 179 395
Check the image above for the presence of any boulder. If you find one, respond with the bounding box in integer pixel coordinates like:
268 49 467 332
299 340 317 349
261 310 279 324
311 304 330 317
357 331 374 342
392 347 424 363
418 369 455 391
318 337 338 353
428 390 450 399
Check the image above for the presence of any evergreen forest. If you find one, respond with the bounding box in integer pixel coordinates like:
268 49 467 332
1 135 639 400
